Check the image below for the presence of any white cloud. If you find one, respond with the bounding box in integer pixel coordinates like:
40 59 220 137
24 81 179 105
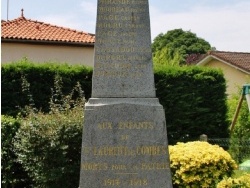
35 0 250 52
79 1 97 33
38 14 81 30
80 1 97 16
37 1 98 33
150 1 250 52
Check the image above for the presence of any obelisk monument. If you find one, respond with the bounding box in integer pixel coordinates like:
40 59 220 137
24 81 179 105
79 0 173 187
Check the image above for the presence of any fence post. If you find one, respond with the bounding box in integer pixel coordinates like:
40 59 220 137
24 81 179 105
200 134 208 142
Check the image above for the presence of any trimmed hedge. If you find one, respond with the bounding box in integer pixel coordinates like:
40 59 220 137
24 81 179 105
1 62 229 187
1 59 92 116
154 65 229 144
2 60 229 144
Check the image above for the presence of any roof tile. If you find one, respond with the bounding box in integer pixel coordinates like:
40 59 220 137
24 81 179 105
189 51 250 73
207 51 250 73
1 16 95 44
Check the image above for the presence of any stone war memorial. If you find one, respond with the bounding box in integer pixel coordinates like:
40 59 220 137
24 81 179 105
79 0 173 187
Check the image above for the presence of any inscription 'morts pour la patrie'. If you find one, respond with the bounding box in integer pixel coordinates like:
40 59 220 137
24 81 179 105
92 0 155 98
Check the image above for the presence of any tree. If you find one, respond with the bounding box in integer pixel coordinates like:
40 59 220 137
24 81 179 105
152 29 211 66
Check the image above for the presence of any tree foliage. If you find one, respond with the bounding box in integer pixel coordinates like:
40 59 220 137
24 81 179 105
152 29 211 65
227 91 250 163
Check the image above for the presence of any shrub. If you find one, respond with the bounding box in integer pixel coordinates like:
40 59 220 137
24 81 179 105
14 107 83 188
227 93 250 163
1 59 92 116
169 141 237 188
13 76 85 188
155 65 228 144
217 174 250 188
2 60 229 145
1 115 31 187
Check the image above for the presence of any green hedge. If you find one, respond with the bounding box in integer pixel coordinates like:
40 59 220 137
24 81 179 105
1 61 229 187
154 65 229 144
1 59 92 116
1 60 229 144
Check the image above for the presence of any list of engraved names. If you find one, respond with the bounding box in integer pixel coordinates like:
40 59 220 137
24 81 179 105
94 0 151 78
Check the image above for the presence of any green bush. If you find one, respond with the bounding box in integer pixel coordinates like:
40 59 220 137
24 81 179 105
169 141 237 188
1 59 92 116
155 65 228 144
13 77 85 188
217 173 250 188
1 115 31 188
2 60 229 145
227 91 250 163
14 108 83 188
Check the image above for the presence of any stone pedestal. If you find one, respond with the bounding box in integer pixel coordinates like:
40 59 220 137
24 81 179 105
79 99 172 187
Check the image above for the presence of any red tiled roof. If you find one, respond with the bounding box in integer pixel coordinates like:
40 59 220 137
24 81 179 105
193 51 250 73
1 16 95 45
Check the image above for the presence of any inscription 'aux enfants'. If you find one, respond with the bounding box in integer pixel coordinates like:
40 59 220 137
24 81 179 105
98 121 155 130
97 121 155 142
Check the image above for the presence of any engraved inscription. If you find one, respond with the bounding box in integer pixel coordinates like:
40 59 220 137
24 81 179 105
129 178 148 186
80 0 171 186
98 7 145 13
103 179 121 187
120 135 129 140
83 146 168 156
81 163 108 171
81 162 170 171
94 0 151 80
98 122 113 130
97 121 155 130
98 15 140 22
118 121 154 130
111 164 127 171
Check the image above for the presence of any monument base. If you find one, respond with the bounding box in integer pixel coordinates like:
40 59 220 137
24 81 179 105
79 98 173 188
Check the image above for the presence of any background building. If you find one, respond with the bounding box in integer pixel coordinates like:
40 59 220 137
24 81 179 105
195 51 250 96
1 11 95 67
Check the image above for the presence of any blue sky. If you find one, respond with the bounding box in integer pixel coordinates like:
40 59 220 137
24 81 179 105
1 0 250 52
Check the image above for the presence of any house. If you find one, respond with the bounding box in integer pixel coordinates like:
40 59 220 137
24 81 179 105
1 10 95 67
193 51 250 96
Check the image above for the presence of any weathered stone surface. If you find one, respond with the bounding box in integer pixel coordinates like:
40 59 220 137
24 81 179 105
92 0 155 98
79 99 172 187
79 0 172 187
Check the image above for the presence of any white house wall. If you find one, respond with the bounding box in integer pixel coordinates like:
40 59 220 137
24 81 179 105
1 43 94 67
